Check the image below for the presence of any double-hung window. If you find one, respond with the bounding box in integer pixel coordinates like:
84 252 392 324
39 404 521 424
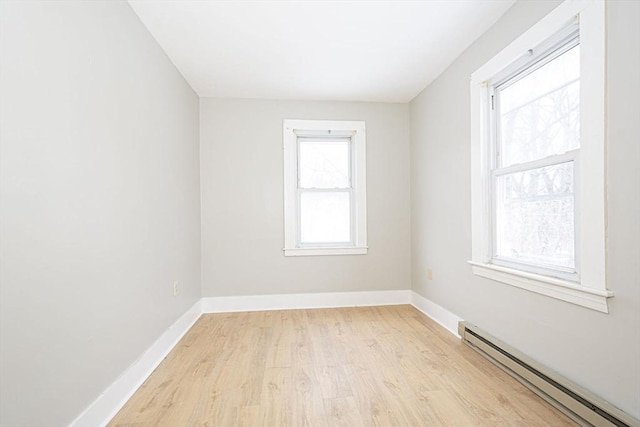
491 26 580 280
283 120 367 256
469 0 613 312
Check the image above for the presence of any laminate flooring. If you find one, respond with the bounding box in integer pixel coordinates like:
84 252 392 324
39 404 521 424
109 305 577 426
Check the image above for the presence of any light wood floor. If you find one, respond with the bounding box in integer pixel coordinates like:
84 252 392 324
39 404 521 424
109 305 576 426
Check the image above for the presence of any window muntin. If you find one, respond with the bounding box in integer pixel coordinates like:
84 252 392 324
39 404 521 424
283 120 367 256
490 29 580 280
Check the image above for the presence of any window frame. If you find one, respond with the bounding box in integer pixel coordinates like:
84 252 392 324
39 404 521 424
469 0 613 313
488 28 581 282
283 119 367 257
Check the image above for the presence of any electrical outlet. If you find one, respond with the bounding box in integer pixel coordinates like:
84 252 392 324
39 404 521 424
426 269 433 280
173 280 180 296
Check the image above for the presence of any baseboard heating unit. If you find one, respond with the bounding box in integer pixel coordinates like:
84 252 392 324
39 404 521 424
458 321 639 427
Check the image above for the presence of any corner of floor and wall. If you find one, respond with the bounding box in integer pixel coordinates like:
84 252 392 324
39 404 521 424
1 0 638 426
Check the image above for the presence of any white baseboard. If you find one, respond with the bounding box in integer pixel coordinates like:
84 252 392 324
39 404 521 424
201 290 411 313
70 300 202 427
200 290 462 338
410 291 463 337
71 290 461 426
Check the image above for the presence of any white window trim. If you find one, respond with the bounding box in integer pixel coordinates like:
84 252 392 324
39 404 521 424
469 0 613 313
283 119 367 257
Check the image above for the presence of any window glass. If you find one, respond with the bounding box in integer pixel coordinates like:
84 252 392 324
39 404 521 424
498 45 580 167
299 139 350 189
495 162 575 269
300 192 351 243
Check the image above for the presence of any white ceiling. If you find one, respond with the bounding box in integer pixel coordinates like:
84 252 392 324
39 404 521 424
128 0 515 103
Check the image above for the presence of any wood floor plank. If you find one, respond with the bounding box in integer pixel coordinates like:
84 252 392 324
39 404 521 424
109 305 577 427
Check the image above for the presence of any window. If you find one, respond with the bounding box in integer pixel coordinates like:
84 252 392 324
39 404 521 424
283 120 367 256
491 26 580 281
469 0 613 312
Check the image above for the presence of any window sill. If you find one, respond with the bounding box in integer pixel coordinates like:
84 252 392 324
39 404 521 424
284 247 368 257
468 261 614 313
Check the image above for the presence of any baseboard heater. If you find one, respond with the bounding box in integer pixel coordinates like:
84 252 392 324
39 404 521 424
458 321 639 427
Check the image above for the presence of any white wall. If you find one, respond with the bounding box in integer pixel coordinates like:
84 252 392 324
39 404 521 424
0 2 201 426
200 99 410 297
410 0 640 418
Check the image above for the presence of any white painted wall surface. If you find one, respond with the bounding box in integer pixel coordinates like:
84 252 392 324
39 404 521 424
0 2 201 426
410 0 640 418
200 99 410 297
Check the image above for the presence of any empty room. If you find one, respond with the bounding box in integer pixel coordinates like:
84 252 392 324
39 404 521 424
1 0 638 426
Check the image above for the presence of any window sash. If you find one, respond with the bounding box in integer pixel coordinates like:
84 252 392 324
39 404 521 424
490 32 580 171
296 188 355 247
490 158 580 279
490 161 580 281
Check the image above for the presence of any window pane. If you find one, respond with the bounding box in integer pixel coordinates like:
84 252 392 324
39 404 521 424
499 45 580 167
299 139 350 188
496 162 575 269
300 192 350 243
